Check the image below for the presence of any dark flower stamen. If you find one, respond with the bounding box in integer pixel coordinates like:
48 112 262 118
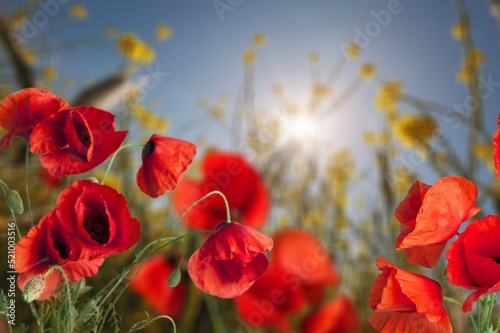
84 215 110 244
74 120 91 148
142 140 156 159
53 240 69 259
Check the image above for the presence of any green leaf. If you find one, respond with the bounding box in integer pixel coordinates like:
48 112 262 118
6 190 23 214
167 268 181 287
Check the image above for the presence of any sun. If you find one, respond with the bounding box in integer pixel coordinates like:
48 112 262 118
279 112 325 148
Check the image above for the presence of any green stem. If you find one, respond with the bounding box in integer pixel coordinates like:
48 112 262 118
25 144 33 226
101 142 144 184
180 190 231 223
470 312 480 333
203 293 227 333
9 208 21 239
127 315 176 333
443 296 463 307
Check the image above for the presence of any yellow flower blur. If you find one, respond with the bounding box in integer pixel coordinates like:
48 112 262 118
69 4 88 20
42 66 58 81
345 42 361 60
117 33 156 64
358 63 375 80
394 113 437 148
156 24 172 41
451 20 468 40
243 49 256 66
309 52 320 65
252 33 266 48
375 80 402 120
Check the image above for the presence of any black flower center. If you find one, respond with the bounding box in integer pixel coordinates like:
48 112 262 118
74 120 91 148
494 257 500 264
83 215 110 244
142 141 156 159
53 240 68 260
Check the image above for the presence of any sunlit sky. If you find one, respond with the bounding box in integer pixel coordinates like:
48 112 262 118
5 0 500 186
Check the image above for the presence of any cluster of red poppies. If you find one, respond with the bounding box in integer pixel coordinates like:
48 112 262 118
368 113 500 332
15 180 141 300
130 150 360 332
0 88 197 298
0 88 275 305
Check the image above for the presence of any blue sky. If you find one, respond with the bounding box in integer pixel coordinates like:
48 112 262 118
6 0 500 185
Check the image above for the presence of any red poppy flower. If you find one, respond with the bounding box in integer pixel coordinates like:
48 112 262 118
129 254 187 318
188 221 273 298
395 176 480 267
56 179 141 259
446 215 500 312
15 210 104 300
493 113 500 179
30 106 127 176
173 151 269 230
368 257 452 333
0 88 69 150
302 295 361 333
136 134 197 198
235 228 339 332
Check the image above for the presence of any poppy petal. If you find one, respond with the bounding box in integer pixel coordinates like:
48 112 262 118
136 134 197 198
399 176 478 248
0 88 69 149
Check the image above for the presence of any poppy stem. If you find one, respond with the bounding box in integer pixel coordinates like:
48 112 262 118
179 190 231 223
25 144 33 226
9 208 21 240
101 142 144 184
443 296 462 307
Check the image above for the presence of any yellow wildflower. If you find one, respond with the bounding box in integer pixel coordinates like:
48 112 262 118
137 45 156 63
42 66 57 81
243 49 255 66
456 66 471 84
309 52 320 65
117 33 155 63
358 62 375 80
473 142 495 172
130 103 169 132
465 49 486 68
451 20 468 40
304 211 326 228
312 84 332 99
9 8 28 30
394 113 437 148
252 33 266 48
375 80 402 118
19 46 36 65
210 106 225 119
362 131 375 145
345 42 361 60
69 4 88 20
156 24 172 41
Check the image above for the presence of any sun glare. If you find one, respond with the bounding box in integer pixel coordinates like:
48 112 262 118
280 112 325 147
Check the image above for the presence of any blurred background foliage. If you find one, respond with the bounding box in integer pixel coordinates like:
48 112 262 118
0 0 500 332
